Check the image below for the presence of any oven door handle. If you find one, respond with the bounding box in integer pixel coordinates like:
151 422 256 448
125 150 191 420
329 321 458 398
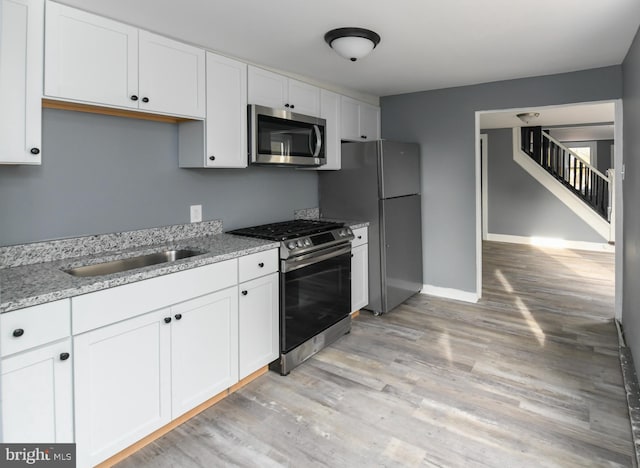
282 244 351 273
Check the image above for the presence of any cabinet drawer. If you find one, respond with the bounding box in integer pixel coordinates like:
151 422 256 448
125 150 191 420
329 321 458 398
351 227 368 248
1 299 71 357
72 259 237 335
238 249 278 283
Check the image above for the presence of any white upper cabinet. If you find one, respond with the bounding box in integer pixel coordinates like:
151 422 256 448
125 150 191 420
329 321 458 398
340 96 380 142
0 0 43 164
44 1 138 109
316 89 341 170
205 52 247 167
138 31 205 118
178 52 248 168
44 2 205 118
248 66 320 116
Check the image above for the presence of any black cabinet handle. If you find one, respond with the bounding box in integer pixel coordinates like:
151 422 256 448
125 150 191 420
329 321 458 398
30 148 40 155
290 104 295 109
164 317 172 324
351 254 354 258
241 290 248 296
130 95 139 101
209 155 216 161
284 103 290 108
174 313 182 320
361 135 367 139
59 352 70 361
357 235 362 239
258 262 264 268
142 97 149 103
12 328 24 338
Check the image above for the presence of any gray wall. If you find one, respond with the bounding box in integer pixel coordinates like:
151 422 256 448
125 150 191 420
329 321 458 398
0 109 319 246
597 139 615 174
622 27 640 377
485 128 606 243
381 66 622 294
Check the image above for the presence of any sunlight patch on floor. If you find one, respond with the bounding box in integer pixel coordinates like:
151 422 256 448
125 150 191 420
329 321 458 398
495 269 546 346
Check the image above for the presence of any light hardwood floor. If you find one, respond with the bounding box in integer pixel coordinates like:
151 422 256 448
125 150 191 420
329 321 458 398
116 241 632 467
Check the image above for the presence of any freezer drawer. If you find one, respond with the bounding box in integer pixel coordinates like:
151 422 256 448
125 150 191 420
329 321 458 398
381 195 423 312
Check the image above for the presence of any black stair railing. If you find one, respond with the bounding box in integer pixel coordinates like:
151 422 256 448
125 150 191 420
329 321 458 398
521 126 610 221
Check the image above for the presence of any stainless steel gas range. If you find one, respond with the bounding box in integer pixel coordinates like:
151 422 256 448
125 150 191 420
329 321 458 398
229 219 354 375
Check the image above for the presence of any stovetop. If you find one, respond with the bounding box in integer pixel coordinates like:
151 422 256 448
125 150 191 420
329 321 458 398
228 219 345 241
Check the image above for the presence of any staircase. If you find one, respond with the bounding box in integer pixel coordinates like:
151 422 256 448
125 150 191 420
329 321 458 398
514 126 614 241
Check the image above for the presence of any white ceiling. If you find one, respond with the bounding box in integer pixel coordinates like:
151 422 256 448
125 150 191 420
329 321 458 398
56 0 640 98
480 102 615 129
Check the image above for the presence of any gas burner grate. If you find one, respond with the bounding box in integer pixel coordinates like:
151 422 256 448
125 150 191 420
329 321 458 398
228 219 345 241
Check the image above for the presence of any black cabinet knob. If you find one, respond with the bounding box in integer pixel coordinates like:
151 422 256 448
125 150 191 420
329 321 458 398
164 317 172 324
12 328 24 338
351 254 354 258
241 290 248 296
290 104 295 109
130 95 139 101
174 313 182 320
357 236 362 239
142 97 149 103
284 103 290 108
258 262 264 268
59 352 70 361
361 135 367 139
30 147 40 155
209 155 216 161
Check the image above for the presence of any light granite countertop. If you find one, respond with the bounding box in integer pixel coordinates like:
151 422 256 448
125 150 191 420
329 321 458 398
0 232 278 314
0 217 368 314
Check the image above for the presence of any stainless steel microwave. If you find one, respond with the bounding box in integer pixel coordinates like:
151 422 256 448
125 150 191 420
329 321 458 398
248 104 326 167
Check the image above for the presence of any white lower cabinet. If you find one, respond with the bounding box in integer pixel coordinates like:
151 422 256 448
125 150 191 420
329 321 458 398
239 273 279 379
171 287 239 417
73 285 239 467
1 338 73 443
73 309 172 468
351 227 369 312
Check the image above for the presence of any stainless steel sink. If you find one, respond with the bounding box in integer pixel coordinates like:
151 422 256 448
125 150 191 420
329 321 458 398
62 249 206 277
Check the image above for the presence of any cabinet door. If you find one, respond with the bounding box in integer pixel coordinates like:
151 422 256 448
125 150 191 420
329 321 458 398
205 52 247 167
239 273 279 379
138 30 206 118
44 1 138 108
360 103 380 141
1 339 73 443
0 0 42 164
340 96 360 141
248 66 287 109
73 310 171 468
171 287 239 417
352 244 369 312
316 89 341 170
288 78 320 117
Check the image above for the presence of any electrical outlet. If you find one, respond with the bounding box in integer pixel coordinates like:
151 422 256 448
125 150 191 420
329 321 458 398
190 204 202 223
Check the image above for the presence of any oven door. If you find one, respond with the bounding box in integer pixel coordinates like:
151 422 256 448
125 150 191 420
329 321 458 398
280 243 351 353
249 104 326 167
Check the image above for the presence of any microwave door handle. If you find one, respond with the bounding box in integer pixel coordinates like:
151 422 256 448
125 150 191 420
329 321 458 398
312 124 322 157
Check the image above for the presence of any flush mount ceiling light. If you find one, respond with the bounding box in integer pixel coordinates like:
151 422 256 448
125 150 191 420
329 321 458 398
516 112 540 124
324 27 381 62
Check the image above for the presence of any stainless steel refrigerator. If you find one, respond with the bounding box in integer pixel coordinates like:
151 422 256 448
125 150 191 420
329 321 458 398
319 140 423 315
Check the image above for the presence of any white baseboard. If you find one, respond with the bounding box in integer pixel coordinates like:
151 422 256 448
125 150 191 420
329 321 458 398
486 233 614 252
421 285 479 303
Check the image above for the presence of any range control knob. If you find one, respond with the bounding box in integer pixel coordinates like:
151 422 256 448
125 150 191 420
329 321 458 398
296 239 304 247
304 238 312 246
338 229 347 237
287 241 297 249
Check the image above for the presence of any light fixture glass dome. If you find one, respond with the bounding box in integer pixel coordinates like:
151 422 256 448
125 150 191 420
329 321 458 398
330 36 376 61
324 28 381 62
